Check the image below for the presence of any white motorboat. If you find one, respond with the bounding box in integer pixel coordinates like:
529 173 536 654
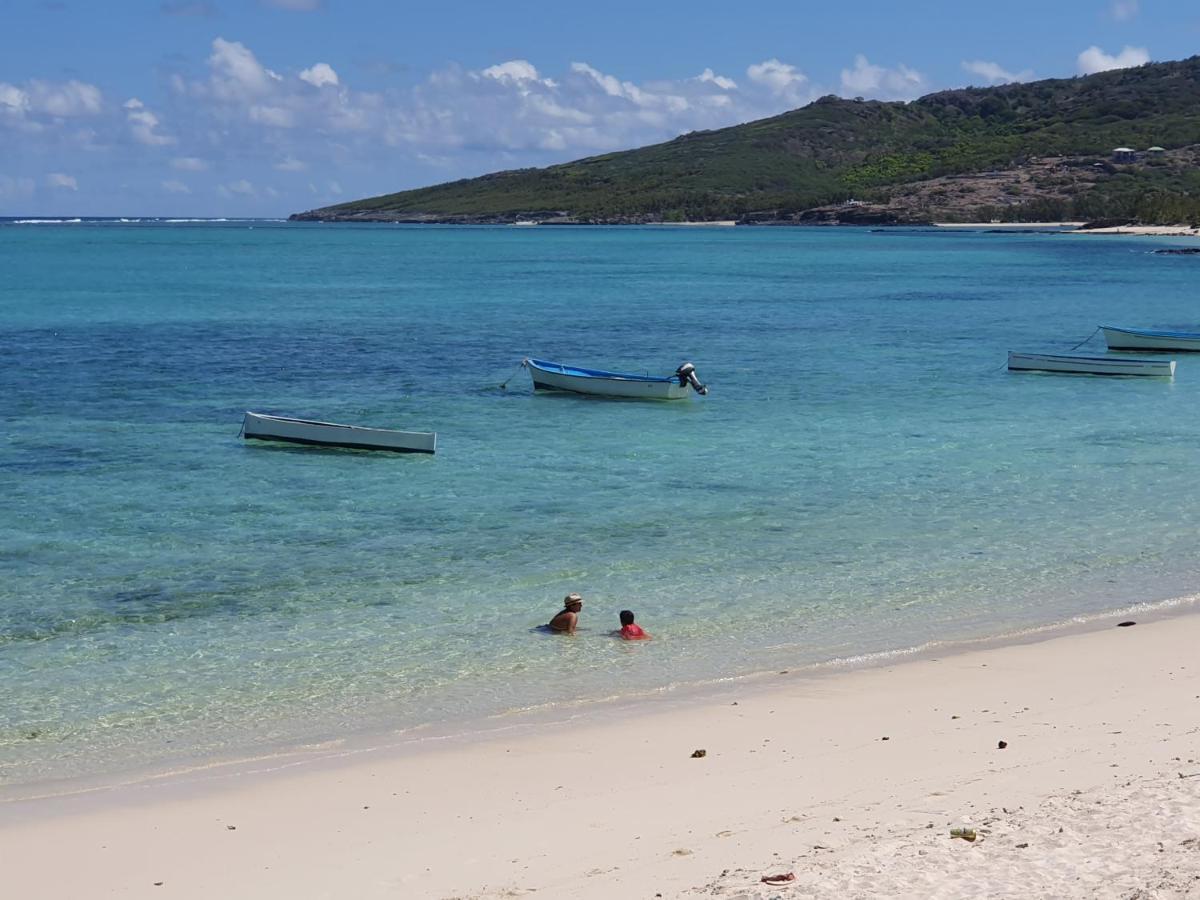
524 358 707 399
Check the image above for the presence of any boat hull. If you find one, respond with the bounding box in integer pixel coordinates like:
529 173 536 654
1007 351 1176 377
1101 325 1200 351
526 359 693 399
242 412 436 453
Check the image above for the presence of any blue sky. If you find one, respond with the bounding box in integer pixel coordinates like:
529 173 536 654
1 0 1196 216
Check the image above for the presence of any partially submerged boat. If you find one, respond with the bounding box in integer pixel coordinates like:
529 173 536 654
524 358 707 399
242 412 436 453
1101 325 1200 352
1007 351 1176 377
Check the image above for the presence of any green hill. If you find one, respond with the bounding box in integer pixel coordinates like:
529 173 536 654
290 56 1200 225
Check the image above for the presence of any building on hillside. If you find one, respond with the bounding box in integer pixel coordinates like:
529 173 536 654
1146 146 1166 158
1112 147 1137 162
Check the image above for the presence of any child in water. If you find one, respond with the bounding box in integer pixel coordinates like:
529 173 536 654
618 609 651 640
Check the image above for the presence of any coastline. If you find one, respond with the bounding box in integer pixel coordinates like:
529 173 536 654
1071 224 1200 236
5 606 1200 898
934 221 1085 229
936 221 1200 237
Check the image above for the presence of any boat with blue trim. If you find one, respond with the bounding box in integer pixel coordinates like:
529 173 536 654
1101 325 1200 352
524 358 707 399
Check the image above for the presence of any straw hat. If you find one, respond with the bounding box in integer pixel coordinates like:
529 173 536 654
564 592 583 605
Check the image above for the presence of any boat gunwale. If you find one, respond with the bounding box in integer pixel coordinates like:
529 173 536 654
1101 325 1200 341
244 411 434 439
525 358 676 384
1006 350 1176 375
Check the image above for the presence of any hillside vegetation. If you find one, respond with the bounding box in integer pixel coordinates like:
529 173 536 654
291 56 1200 225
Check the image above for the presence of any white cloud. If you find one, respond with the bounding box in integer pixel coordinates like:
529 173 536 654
124 97 174 145
161 179 191 194
172 156 209 171
151 40 829 172
697 68 737 91
328 180 342 195
207 38 282 100
747 59 806 96
0 83 29 116
378 54 825 160
840 55 926 100
28 79 103 116
47 172 78 190
174 37 371 141
299 63 339 88
1110 0 1139 21
962 60 1033 85
1077 45 1150 74
482 60 544 85
0 78 102 124
274 156 307 171
570 62 647 104
525 93 592 123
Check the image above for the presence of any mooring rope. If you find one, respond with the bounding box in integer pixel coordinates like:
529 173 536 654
1067 326 1102 351
499 358 529 390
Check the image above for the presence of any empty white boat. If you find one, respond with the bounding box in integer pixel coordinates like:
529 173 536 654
1101 325 1200 352
1007 351 1176 377
242 412 436 453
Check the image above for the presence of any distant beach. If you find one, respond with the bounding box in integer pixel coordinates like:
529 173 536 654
1073 224 1200 236
936 221 1200 237
934 221 1085 229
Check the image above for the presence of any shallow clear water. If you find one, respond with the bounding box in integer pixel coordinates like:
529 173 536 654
3 220 1200 786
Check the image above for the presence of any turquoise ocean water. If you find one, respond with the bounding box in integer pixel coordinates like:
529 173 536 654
3 219 1200 789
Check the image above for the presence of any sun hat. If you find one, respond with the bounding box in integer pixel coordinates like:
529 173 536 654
564 592 583 604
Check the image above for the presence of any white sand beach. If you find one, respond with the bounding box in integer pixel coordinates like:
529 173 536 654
1073 225 1200 237
936 222 1200 237
4 610 1200 898
934 222 1086 229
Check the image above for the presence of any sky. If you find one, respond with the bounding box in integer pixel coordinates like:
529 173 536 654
1 0 1198 217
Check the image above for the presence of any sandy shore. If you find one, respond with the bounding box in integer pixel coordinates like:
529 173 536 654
4 611 1200 899
1073 225 1200 237
936 221 1200 237
934 221 1085 229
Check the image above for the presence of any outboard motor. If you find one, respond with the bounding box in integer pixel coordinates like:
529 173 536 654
675 362 708 395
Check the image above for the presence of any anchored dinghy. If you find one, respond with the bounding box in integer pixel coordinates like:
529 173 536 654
242 412 436 453
524 358 708 399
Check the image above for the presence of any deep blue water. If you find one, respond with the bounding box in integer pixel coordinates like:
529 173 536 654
3 219 1200 787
